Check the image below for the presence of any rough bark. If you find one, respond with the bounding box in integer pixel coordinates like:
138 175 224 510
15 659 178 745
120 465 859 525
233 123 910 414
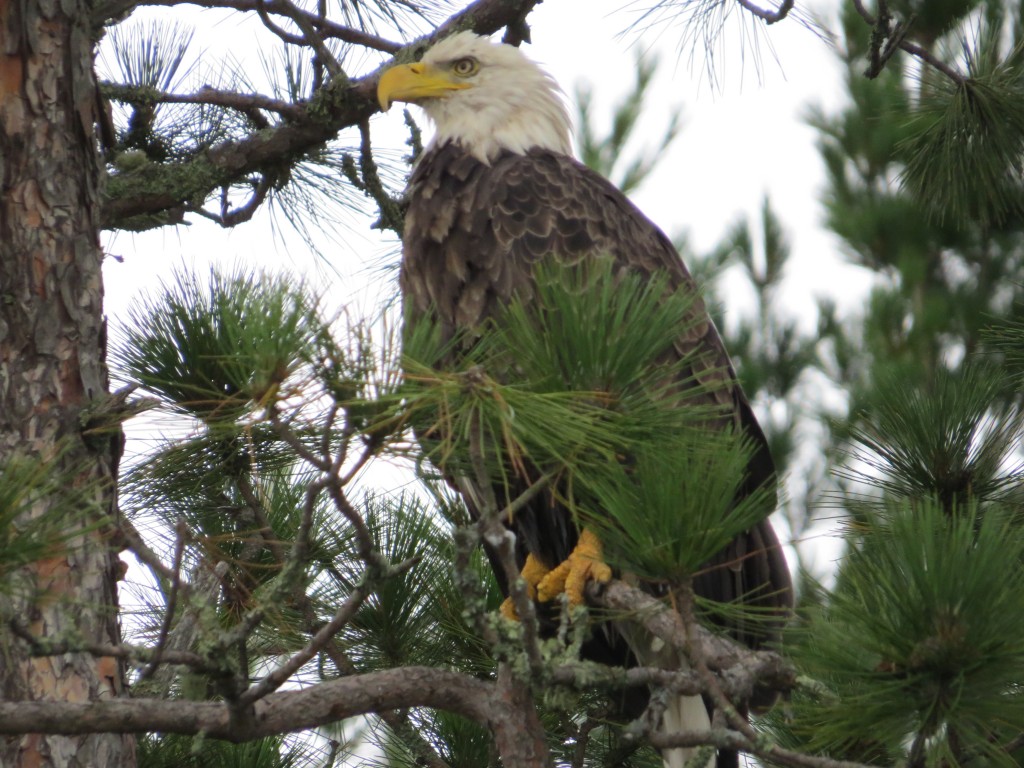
489 664 553 768
0 0 133 764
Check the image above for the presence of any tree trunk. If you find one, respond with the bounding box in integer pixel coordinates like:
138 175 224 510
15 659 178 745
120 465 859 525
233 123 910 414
0 1 134 765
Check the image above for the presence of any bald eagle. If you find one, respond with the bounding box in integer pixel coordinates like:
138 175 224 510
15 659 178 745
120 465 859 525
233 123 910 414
378 32 792 768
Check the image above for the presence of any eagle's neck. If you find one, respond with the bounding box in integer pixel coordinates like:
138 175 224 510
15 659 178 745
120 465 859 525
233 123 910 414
424 87 572 163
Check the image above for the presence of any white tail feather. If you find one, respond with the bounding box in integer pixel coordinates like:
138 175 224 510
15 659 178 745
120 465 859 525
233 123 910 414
615 624 716 768
661 694 714 768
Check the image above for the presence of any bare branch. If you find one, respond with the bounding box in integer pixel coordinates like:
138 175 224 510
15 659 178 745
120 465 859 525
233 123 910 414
5 621 210 671
678 588 760 743
464 412 546 677
129 0 403 52
117 516 179 586
342 118 405 235
241 588 368 706
255 0 343 80
324 478 386 570
0 668 494 740
137 522 188 682
550 663 703 697
647 727 878 768
588 581 876 768
101 82 305 120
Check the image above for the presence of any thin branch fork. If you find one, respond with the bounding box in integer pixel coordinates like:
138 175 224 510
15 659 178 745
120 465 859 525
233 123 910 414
236 552 417 707
850 0 965 85
255 0 343 80
226 430 446 768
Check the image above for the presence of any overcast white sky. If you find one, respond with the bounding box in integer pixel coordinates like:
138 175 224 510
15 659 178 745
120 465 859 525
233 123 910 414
103 0 867 580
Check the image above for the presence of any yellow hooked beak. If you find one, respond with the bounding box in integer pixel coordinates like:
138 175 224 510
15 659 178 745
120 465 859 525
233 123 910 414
377 62 472 111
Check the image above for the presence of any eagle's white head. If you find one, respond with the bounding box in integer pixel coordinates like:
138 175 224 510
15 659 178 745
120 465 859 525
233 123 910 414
377 32 573 163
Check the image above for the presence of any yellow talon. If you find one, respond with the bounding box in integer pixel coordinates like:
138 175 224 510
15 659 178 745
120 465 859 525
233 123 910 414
500 554 551 620
499 597 519 620
536 528 612 605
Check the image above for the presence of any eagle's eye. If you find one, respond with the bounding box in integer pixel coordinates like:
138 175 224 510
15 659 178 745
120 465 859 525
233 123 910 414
451 57 479 77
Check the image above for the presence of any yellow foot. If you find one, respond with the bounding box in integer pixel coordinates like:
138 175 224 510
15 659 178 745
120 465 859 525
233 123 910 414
500 554 551 620
536 528 612 606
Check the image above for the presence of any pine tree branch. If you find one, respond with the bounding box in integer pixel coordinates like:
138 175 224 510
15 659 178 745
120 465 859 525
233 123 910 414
850 0 965 85
5 619 211 671
588 579 794 684
116 515 180 586
230 440 449 768
549 663 703 696
100 0 545 231
589 579 795 705
325 476 387 571
0 667 495 740
344 118 406 235
493 662 554 768
678 587 760 743
464 408 548 677
236 474 289 563
201 173 275 227
265 410 386 573
647 729 876 768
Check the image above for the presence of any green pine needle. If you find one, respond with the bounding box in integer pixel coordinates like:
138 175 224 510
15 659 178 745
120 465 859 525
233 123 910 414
491 259 703 400
114 267 328 424
136 733 325 768
900 36 1024 227
402 259 754 586
842 364 1024 509
581 431 776 584
402 260 728 485
123 424 304 530
787 500 1024 764
332 494 493 672
378 709 493 768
